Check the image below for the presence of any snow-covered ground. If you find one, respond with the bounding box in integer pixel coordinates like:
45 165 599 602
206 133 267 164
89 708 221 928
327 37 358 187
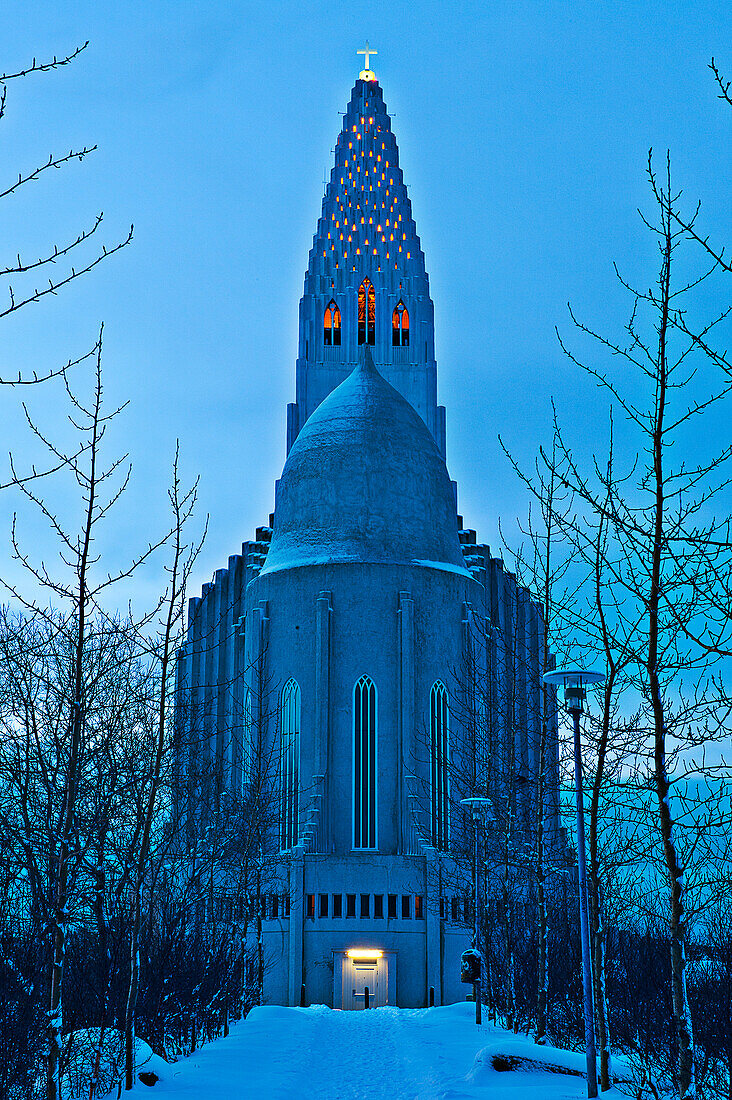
115 1002 628 1100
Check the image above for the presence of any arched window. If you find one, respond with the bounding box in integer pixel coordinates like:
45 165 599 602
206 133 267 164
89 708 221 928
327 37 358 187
430 681 450 851
392 300 409 347
240 686 252 795
353 675 377 849
358 280 376 346
324 300 341 346
280 679 300 851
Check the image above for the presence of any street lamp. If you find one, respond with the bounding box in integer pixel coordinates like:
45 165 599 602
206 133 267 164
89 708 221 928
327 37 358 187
543 667 604 1099
460 796 492 1024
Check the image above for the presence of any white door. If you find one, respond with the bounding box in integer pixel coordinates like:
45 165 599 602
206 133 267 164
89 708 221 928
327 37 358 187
351 961 378 1009
345 957 388 1009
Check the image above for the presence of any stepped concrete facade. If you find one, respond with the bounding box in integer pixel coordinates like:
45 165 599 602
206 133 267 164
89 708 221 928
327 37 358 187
174 62 560 1010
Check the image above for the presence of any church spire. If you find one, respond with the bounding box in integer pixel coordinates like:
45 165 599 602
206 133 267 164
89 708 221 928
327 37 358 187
287 68 446 459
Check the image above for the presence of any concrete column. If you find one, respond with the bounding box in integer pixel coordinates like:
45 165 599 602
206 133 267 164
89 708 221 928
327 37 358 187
516 588 530 831
202 585 216 784
288 853 304 1006
528 603 541 780
233 614 246 794
173 644 188 825
398 591 414 855
188 596 203 827
212 570 226 789
315 591 332 853
462 601 476 790
425 849 441 1004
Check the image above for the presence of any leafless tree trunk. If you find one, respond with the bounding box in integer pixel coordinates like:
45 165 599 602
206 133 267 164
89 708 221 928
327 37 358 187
548 148 732 1099
124 450 200 1090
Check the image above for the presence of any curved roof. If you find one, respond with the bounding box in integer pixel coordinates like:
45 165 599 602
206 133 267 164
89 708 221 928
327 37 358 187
262 351 469 577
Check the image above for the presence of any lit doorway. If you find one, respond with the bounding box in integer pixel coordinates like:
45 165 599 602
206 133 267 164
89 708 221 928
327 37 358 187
342 949 389 1009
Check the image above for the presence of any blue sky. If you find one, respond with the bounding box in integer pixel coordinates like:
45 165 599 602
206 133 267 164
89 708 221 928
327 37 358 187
1 1 730 607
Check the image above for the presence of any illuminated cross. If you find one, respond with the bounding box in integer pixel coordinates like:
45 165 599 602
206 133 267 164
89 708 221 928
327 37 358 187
357 41 377 73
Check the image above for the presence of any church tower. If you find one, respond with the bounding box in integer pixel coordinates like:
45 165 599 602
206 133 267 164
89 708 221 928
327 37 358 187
287 66 445 456
174 53 560 1011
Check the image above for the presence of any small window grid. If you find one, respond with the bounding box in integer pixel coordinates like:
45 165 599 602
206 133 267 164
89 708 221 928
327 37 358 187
302 892 426 921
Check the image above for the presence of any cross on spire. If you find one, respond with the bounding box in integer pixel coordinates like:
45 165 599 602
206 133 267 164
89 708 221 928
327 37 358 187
357 41 377 77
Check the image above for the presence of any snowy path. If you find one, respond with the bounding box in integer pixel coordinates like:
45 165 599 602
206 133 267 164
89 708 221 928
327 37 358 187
142 1003 625 1100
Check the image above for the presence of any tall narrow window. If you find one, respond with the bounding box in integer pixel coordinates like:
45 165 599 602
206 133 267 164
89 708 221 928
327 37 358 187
280 679 300 851
240 686 252 795
392 300 409 346
430 681 450 851
358 280 376 345
324 299 341 346
353 675 377 848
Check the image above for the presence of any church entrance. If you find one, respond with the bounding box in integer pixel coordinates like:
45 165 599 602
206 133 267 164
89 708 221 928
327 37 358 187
343 950 389 1009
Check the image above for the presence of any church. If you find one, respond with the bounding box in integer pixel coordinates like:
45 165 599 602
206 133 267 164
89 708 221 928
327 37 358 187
174 49 560 1010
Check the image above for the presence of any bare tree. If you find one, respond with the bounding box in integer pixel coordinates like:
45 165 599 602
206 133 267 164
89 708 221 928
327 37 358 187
548 150 732 1099
1 330 172 1100
123 450 202 1090
0 44 131 381
500 429 578 1044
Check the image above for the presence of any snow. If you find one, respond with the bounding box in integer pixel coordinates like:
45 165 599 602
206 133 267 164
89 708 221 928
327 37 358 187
63 1029 168 1099
412 559 473 578
110 1003 629 1100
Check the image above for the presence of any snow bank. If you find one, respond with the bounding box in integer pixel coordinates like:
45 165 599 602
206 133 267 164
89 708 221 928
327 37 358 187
469 1037 588 1082
61 1028 169 1099
467 1032 631 1096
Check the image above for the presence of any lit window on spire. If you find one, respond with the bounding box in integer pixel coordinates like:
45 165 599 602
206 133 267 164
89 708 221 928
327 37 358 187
358 279 375 346
392 300 409 346
324 300 341 346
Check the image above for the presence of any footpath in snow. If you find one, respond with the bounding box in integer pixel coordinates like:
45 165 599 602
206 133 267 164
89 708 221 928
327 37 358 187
121 1002 629 1100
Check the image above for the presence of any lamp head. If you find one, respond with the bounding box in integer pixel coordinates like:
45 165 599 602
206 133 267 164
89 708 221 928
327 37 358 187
542 666 604 713
460 796 493 822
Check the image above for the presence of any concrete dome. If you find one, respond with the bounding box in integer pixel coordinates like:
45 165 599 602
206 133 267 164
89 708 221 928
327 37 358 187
262 351 468 576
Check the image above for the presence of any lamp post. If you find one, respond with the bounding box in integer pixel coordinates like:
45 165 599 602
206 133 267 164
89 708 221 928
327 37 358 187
460 796 492 1024
543 667 604 1100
